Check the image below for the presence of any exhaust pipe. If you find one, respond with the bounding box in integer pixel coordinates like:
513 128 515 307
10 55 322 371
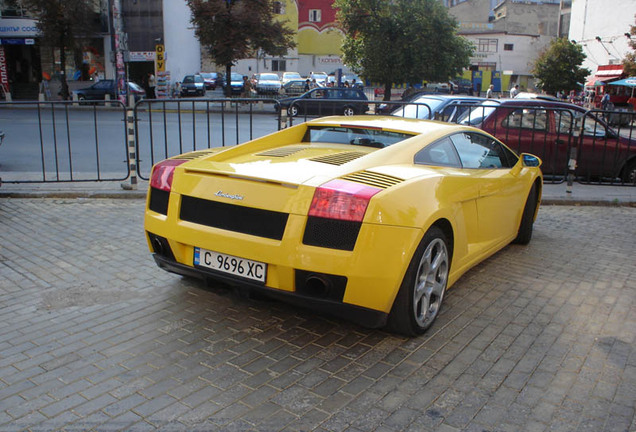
304 275 330 297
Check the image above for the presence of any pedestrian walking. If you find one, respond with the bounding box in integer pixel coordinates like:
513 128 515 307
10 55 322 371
510 84 519 98
486 84 494 98
241 76 253 102
147 72 156 99
601 92 610 110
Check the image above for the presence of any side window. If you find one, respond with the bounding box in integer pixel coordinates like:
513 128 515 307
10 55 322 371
576 113 607 137
414 137 461 167
450 132 515 169
556 110 575 134
503 108 548 130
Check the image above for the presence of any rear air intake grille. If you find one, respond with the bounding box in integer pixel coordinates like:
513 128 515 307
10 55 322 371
340 171 404 189
174 149 217 160
309 152 367 166
256 147 305 157
303 216 361 251
180 196 288 240
149 187 170 215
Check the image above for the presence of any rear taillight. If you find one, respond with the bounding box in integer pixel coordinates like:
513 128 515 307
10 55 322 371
308 179 381 222
150 159 186 192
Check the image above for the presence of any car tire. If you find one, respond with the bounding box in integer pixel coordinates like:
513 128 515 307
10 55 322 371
343 106 355 116
78 95 87 105
288 105 299 117
622 159 636 184
513 182 539 245
387 226 450 336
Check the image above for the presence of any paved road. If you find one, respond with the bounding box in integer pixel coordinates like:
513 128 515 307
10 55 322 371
0 103 281 182
0 199 635 431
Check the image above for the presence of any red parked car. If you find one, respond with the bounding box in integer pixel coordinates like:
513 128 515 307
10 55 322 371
459 99 636 183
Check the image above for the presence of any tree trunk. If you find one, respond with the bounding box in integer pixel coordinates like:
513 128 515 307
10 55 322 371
225 64 232 98
383 81 392 102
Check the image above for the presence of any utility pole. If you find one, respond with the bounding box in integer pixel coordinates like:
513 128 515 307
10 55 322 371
111 0 126 104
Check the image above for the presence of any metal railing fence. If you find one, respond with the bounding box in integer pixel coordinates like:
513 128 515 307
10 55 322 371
1 97 634 187
0 100 130 183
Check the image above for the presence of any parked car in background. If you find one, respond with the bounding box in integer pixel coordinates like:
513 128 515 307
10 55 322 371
180 75 205 97
251 73 282 95
458 99 636 182
513 92 559 101
144 116 543 335
73 80 146 102
282 72 302 84
199 72 223 90
449 78 473 94
309 71 329 86
282 79 308 96
229 72 245 95
391 95 486 122
425 82 451 93
278 87 369 117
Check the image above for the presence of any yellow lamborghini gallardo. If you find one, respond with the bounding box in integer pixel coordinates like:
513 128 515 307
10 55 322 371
144 116 542 336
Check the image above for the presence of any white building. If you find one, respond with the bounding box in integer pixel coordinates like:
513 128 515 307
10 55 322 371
162 0 200 83
461 31 554 91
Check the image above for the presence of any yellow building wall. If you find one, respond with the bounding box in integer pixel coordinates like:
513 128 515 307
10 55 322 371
298 27 343 55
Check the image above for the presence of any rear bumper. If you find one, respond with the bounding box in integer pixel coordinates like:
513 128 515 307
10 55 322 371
152 254 388 328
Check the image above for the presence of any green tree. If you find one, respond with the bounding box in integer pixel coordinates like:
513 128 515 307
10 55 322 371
532 38 590 95
186 0 295 97
623 15 636 76
334 0 473 101
22 0 98 99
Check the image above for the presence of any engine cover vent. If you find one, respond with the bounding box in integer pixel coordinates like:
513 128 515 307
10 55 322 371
309 151 367 166
340 171 404 189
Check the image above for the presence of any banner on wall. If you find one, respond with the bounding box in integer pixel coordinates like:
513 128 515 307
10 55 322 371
472 71 482 94
492 71 502 92
0 46 9 95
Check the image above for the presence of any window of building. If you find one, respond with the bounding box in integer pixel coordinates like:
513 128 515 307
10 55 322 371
309 9 321 22
478 39 498 53
478 62 497 71
504 44 514 51
272 1 285 14
271 59 286 72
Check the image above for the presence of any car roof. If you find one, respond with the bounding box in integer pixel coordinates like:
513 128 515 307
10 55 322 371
412 94 485 102
494 98 585 110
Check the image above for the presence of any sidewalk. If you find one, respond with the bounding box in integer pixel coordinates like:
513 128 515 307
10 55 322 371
0 179 635 205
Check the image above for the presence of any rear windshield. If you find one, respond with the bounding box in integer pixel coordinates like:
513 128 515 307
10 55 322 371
302 126 414 148
392 97 445 119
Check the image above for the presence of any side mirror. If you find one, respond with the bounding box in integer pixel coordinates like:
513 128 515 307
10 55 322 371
521 153 541 167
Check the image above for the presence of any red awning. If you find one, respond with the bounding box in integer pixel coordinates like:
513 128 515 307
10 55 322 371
594 65 624 80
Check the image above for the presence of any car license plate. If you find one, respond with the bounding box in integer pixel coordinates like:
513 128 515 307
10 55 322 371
194 247 267 283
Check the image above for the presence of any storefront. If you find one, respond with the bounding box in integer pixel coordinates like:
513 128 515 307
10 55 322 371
0 18 41 99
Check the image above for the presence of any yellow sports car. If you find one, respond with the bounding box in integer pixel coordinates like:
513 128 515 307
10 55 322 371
144 116 542 335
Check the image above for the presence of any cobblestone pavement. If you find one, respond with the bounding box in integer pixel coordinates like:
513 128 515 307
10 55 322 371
0 198 634 432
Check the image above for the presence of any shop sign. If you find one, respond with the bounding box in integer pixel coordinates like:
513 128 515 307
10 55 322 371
0 19 40 37
318 56 343 66
129 51 155 62
155 45 165 72
0 38 34 45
